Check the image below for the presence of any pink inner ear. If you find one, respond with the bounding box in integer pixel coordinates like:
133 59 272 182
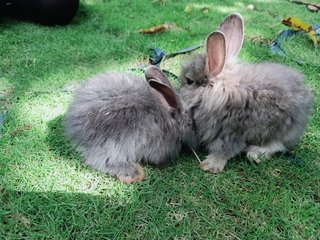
219 13 244 59
205 31 226 76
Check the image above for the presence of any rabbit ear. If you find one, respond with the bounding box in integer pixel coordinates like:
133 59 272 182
145 65 173 88
219 13 244 59
205 31 226 76
148 79 179 110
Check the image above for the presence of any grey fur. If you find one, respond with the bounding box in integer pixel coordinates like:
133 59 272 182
63 66 195 182
180 14 313 172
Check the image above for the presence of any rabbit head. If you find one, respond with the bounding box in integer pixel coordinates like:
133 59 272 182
180 13 244 90
180 13 244 111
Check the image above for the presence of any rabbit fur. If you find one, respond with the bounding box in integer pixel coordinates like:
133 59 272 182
180 13 313 173
63 66 195 183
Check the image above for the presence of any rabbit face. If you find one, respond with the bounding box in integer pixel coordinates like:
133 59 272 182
181 13 244 110
180 54 207 87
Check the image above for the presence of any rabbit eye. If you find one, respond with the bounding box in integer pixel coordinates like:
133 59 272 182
186 77 193 85
170 110 178 119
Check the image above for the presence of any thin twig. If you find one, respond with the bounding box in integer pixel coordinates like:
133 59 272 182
190 147 201 163
288 0 320 8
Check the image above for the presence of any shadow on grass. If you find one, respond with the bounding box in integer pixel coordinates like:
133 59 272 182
2 158 320 239
45 115 79 161
8 113 320 239
45 114 188 173
1 189 141 239
45 114 318 176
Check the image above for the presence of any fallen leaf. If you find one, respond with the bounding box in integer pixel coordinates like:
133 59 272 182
277 29 301 41
282 17 312 31
248 36 272 45
271 169 281 177
168 211 185 222
307 4 318 12
313 23 320 35
202 7 209 14
282 17 318 47
149 48 166 66
184 5 192 13
138 23 168 34
270 41 287 56
308 31 317 47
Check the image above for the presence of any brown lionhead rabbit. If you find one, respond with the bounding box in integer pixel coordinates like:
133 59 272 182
180 13 313 173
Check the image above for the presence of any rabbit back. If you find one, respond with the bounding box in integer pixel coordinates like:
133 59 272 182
189 62 313 149
63 72 183 175
238 62 312 147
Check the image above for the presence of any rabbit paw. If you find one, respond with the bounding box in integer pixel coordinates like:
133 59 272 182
246 146 270 164
117 165 145 184
200 156 227 173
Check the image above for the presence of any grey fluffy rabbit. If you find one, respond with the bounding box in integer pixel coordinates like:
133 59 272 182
63 66 195 183
180 13 313 173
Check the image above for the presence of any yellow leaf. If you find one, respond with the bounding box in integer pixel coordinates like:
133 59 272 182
282 17 311 32
308 30 318 47
184 5 192 13
282 17 317 47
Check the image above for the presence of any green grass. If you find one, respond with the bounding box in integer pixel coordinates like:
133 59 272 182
1 0 320 239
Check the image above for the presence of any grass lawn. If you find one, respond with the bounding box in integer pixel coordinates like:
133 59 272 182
1 0 320 239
